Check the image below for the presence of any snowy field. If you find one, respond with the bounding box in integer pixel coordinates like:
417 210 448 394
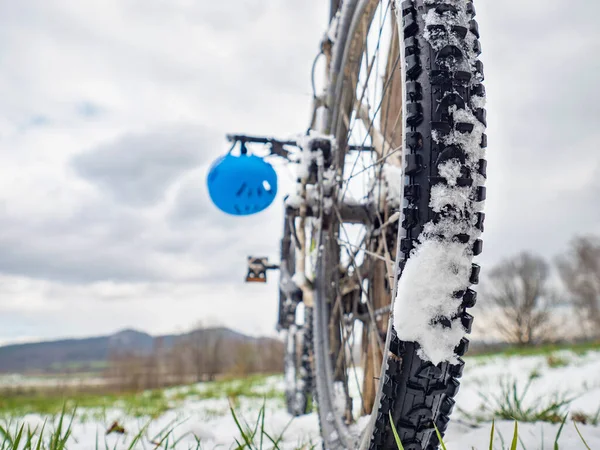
2 350 600 449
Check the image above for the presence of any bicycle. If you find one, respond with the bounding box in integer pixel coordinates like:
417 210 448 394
214 0 487 448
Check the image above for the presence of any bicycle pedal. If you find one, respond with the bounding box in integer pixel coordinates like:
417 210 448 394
246 256 278 283
246 276 267 283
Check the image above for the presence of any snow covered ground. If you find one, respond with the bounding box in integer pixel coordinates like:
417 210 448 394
3 350 600 449
447 349 600 448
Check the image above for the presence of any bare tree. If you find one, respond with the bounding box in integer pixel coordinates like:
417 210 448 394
147 337 165 389
170 341 192 385
232 342 259 376
204 333 224 381
557 235 600 338
184 319 229 381
259 338 285 373
486 252 556 345
186 332 206 382
104 349 147 391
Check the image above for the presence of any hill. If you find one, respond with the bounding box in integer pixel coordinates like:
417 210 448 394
0 327 279 374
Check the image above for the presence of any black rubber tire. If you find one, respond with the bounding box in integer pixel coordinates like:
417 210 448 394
368 1 487 449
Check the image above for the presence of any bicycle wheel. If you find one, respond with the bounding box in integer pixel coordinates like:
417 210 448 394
311 0 487 448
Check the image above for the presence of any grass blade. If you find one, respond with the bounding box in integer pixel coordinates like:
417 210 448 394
389 412 404 450
573 422 591 450
50 405 66 449
262 431 282 450
269 418 294 449
12 424 25 449
62 408 77 447
230 404 254 449
553 413 568 450
259 401 266 450
25 426 36 450
35 420 47 450
541 424 544 450
510 421 518 450
1 424 15 447
433 424 448 450
489 419 495 450
518 435 528 450
128 420 151 450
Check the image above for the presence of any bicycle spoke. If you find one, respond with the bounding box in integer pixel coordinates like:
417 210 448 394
338 238 390 264
340 0 393 198
334 205 385 355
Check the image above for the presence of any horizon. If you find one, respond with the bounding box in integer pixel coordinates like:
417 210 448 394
1 0 599 343
0 324 275 348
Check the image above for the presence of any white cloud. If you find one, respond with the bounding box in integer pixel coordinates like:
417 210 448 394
0 0 325 342
72 126 213 206
0 274 281 341
0 0 598 344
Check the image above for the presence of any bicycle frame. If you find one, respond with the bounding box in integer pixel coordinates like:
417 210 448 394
330 0 341 20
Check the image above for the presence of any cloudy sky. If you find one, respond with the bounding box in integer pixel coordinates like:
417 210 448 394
0 0 598 345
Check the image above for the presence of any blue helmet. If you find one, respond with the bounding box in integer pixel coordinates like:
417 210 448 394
207 153 278 216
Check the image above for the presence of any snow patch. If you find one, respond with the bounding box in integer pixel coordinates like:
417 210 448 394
285 192 302 209
437 159 462 186
296 131 336 180
394 240 471 365
471 95 486 109
292 272 307 288
286 132 337 211
430 184 472 213
382 163 404 207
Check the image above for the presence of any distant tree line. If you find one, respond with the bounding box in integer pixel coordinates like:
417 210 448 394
482 234 600 345
104 326 284 391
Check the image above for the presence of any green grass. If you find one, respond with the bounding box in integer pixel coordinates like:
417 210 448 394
0 407 75 450
228 401 314 450
389 416 593 450
0 406 317 450
48 360 108 372
0 401 597 450
528 367 542 380
0 389 171 419
0 401 315 450
461 378 573 424
0 374 280 419
545 354 569 369
574 422 592 450
178 375 284 405
0 411 204 450
1 371 598 449
471 340 600 359
389 412 404 450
